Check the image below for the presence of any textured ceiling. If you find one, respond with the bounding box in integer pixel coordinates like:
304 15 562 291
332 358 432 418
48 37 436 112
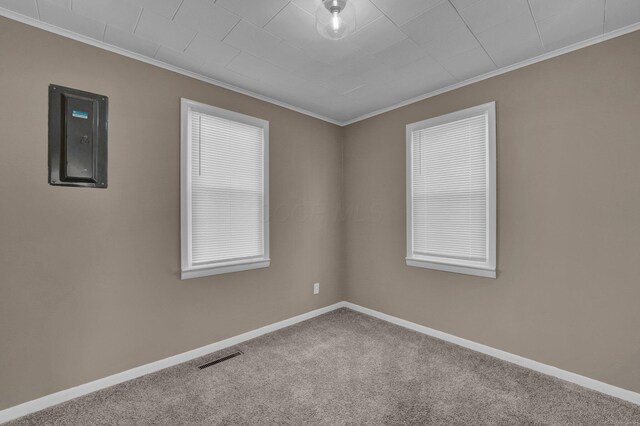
1 0 640 124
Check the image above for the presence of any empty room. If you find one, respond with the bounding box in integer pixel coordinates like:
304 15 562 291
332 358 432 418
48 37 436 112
1 0 640 424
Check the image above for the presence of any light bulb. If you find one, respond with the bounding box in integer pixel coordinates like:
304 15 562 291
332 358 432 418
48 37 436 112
331 11 341 31
316 0 355 40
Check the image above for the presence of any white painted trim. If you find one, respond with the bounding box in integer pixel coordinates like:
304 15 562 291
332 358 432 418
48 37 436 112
0 302 347 424
2 300 639 423
343 302 640 406
1 7 639 126
0 7 341 126
406 102 496 278
405 258 496 278
341 22 640 126
181 259 270 280
180 98 270 280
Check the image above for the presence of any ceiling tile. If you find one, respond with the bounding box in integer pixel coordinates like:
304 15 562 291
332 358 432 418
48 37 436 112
459 0 531 34
196 59 228 79
262 79 330 107
421 25 481 61
72 0 141 32
450 0 482 10
339 55 388 83
324 73 367 94
537 0 604 51
223 20 313 73
223 20 281 59
293 60 341 87
392 55 452 84
438 45 496 80
351 0 384 29
219 73 271 96
476 12 544 67
529 0 598 22
340 82 383 100
227 60 327 111
196 60 255 87
104 24 159 57
304 36 366 65
293 0 382 29
0 0 38 17
155 45 204 70
173 0 240 41
401 1 467 45
279 89 346 119
369 0 443 26
372 38 427 68
386 57 455 98
337 91 395 121
266 41 313 72
37 0 105 40
184 32 240 66
1 0 637 123
291 0 318 14
350 16 407 55
135 9 196 51
215 0 289 28
353 66 398 86
42 0 69 8
489 40 544 68
345 38 430 84
605 0 640 32
264 3 318 48
339 38 433 85
129 0 183 19
226 52 288 83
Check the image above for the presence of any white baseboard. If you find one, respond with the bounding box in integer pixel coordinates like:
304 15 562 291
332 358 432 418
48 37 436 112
3 300 638 423
343 302 640 406
0 302 347 424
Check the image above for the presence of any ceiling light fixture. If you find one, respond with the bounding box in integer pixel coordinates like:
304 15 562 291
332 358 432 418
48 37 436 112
316 0 356 40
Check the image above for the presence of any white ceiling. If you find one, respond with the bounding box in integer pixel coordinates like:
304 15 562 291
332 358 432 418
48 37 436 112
1 0 640 124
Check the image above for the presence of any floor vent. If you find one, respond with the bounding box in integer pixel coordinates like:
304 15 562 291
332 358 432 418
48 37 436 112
198 351 243 370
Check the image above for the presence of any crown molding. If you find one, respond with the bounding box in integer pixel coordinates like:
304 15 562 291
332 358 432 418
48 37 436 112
0 7 341 126
1 8 640 127
342 22 640 126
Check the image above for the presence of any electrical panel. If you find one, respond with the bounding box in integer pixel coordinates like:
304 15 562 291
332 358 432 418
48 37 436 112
48 84 108 188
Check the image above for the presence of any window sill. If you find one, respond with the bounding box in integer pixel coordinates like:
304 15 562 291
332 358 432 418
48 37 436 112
406 258 496 279
181 259 270 280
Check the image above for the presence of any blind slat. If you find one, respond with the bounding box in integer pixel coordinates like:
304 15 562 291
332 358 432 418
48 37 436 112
190 111 265 265
411 113 488 262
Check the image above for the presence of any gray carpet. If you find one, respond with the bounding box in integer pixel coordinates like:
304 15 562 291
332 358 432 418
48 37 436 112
7 308 640 425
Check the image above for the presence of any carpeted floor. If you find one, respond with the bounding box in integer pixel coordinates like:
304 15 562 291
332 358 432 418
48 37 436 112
7 308 640 425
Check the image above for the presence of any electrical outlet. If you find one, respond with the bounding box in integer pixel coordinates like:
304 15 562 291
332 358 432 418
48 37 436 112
313 283 320 294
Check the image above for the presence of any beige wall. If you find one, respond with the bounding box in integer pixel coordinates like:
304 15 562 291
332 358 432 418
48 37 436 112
0 17 344 409
343 30 640 393
2 13 640 411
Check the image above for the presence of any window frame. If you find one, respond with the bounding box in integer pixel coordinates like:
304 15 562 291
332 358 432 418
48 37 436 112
405 102 496 279
180 98 270 280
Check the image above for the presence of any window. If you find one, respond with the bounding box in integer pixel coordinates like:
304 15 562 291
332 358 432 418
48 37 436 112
181 99 269 279
406 102 496 278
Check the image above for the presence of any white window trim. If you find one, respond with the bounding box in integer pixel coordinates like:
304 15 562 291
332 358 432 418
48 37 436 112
406 102 496 279
180 98 270 280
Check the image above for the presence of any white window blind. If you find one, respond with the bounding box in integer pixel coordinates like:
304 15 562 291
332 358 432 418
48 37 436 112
181 99 269 279
406 102 496 278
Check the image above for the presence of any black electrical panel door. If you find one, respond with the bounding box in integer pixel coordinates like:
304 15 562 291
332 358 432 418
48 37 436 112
49 85 108 188
63 96 96 182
